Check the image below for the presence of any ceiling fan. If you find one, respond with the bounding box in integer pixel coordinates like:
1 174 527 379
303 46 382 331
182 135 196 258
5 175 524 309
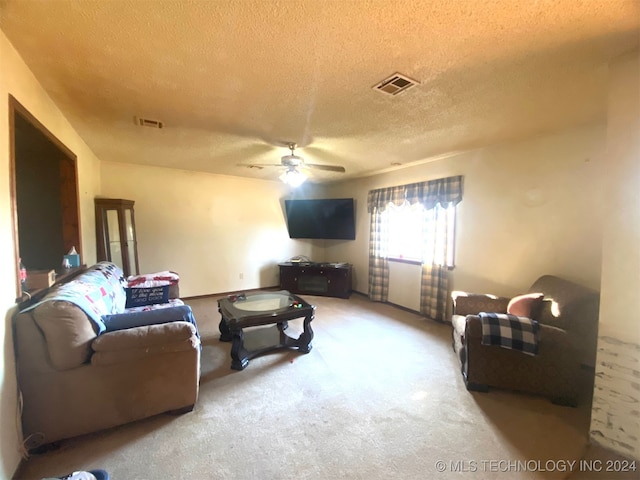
238 143 346 186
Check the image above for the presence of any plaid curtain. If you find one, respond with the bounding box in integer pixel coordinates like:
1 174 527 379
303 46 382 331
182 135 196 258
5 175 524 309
405 175 463 209
367 185 406 211
367 186 404 301
420 264 450 322
367 205 389 301
416 177 462 322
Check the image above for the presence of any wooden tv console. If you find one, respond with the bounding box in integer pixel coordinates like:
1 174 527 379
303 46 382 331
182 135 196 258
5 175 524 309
278 262 352 299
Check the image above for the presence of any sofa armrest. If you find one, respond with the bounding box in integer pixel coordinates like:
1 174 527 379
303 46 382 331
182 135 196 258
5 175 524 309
451 291 510 316
90 321 199 366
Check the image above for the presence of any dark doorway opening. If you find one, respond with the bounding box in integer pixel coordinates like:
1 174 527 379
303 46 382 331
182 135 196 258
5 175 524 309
9 95 81 298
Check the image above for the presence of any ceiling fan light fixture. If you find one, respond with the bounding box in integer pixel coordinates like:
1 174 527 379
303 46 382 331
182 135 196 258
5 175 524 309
281 154 303 166
280 168 307 187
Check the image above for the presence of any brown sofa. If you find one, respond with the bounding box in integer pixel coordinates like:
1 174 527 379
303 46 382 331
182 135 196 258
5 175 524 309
451 275 599 406
14 263 201 451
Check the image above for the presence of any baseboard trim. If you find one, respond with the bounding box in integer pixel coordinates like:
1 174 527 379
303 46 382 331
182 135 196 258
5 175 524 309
184 288 424 320
349 291 423 316
182 285 280 301
385 301 422 316
185 288 374 302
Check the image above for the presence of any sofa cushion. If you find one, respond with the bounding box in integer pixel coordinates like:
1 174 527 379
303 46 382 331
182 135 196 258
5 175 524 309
101 305 198 336
32 301 97 370
451 292 510 316
507 293 544 318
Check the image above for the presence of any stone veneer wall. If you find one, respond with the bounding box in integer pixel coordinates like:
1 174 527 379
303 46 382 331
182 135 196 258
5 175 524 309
589 335 640 458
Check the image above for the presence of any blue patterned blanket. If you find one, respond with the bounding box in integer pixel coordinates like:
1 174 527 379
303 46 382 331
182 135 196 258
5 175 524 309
20 262 127 334
479 312 539 356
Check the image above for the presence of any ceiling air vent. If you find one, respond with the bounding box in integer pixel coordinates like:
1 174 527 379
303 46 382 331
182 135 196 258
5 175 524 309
373 72 419 96
134 116 164 129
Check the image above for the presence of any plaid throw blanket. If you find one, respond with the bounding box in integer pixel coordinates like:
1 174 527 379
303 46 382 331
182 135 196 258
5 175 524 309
479 312 539 356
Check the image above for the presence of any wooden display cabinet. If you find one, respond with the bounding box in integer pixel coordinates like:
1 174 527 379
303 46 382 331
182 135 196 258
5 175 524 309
95 198 140 277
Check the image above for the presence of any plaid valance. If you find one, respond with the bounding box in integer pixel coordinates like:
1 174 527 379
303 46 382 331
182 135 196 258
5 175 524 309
367 175 463 213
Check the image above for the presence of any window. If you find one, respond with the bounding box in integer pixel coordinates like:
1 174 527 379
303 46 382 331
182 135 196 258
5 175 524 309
382 201 456 266
367 175 462 319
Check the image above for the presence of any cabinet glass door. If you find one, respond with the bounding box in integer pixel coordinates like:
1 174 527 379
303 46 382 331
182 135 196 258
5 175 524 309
95 199 139 278
106 209 123 270
124 209 138 275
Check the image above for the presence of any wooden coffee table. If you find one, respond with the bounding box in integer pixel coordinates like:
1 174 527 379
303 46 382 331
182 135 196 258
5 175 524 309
217 290 315 370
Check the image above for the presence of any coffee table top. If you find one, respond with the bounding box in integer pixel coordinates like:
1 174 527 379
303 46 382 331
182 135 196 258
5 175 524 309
218 290 313 326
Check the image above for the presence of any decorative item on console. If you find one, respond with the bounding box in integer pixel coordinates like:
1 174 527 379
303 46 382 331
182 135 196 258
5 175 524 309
25 269 56 291
64 246 80 268
19 257 27 292
288 255 313 265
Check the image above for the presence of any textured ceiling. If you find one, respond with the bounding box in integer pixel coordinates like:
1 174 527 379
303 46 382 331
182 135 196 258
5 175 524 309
1 0 638 184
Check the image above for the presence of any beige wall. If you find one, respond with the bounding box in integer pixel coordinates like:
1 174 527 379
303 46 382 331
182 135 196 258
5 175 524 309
589 52 640 459
0 31 102 478
598 52 640 344
100 161 325 297
326 125 606 298
388 261 422 310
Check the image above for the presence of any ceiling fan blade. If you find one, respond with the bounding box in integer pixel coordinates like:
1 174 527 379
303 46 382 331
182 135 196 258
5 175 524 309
237 163 284 168
304 163 346 173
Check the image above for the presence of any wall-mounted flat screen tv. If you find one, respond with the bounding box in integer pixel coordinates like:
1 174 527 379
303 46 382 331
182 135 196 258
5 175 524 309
284 198 356 240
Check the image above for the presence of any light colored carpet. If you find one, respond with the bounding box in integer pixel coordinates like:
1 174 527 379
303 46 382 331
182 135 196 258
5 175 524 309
12 294 631 479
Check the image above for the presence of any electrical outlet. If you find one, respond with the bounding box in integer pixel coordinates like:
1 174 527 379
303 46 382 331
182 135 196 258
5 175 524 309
239 273 244 280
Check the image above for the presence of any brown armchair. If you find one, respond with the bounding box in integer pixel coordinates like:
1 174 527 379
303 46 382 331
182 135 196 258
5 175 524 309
451 275 599 406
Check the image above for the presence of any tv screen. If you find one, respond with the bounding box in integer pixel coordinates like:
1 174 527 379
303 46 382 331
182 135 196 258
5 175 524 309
284 198 356 240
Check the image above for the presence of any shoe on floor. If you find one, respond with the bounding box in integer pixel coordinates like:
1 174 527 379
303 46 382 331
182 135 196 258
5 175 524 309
42 470 110 480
